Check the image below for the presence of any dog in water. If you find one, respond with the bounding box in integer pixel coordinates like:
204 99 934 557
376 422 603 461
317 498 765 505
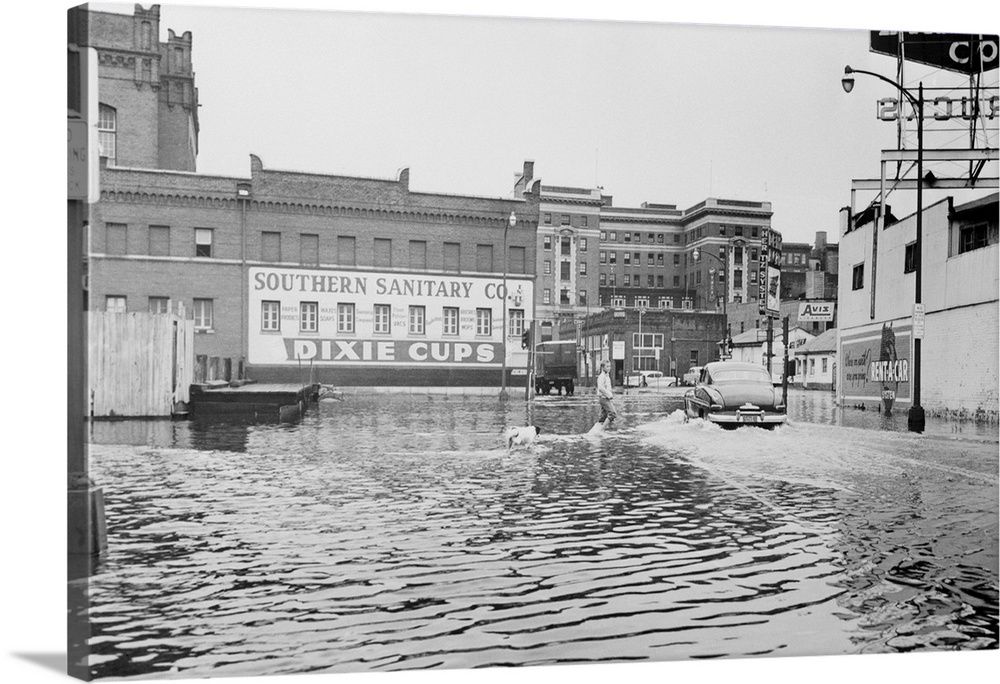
503 425 541 451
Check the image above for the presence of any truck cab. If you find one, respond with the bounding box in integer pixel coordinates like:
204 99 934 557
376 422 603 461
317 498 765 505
534 340 578 395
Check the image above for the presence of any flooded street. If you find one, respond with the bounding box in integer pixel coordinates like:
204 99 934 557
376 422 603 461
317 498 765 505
80 390 999 679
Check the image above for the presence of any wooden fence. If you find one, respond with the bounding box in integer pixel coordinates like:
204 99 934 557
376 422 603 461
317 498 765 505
89 306 195 418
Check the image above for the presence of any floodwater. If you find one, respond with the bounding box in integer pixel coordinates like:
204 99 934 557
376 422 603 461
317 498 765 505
79 390 999 679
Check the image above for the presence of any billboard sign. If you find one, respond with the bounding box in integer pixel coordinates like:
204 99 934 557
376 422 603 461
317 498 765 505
248 266 532 367
758 228 781 317
870 32 999 73
840 322 912 403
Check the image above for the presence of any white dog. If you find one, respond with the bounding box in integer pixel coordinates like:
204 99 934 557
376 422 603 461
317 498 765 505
503 425 541 451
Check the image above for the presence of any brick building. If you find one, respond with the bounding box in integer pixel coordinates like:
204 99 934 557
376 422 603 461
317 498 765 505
83 5 541 389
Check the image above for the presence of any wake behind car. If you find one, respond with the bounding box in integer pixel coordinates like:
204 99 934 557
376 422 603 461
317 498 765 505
683 361 786 428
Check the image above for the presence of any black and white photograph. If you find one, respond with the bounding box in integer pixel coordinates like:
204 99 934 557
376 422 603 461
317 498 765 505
9 2 1000 684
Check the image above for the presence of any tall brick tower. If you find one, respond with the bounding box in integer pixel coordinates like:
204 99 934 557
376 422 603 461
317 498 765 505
90 4 199 171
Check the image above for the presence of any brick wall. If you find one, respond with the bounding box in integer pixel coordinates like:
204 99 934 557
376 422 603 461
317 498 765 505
922 302 999 421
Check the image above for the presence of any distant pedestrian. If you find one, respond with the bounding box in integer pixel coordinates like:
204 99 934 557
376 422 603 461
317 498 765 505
596 360 618 430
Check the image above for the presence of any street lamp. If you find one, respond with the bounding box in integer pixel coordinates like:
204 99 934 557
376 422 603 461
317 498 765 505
693 244 732 357
842 65 925 433
500 210 516 401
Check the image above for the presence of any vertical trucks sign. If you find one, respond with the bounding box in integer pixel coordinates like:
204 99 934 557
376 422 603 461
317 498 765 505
248 267 532 367
758 228 782 317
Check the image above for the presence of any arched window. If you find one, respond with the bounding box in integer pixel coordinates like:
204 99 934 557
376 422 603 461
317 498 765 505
97 104 116 164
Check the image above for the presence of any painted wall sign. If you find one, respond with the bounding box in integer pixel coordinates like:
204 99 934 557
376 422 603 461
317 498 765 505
248 266 533 366
870 31 999 73
840 322 912 402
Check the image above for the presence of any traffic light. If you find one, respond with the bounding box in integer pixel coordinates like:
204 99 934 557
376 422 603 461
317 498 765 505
521 328 531 349
726 337 734 354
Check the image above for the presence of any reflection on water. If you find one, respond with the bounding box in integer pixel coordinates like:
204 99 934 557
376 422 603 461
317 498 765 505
83 391 998 679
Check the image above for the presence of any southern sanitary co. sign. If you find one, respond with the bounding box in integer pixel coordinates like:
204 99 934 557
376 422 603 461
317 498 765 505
870 32 999 73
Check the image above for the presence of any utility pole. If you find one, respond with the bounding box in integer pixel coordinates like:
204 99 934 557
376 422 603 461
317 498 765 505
782 316 790 408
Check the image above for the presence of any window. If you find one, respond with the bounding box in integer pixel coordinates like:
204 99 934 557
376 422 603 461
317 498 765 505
752 227 759 238
658 296 671 309
444 242 460 272
599 273 607 285
719 225 727 236
544 260 551 275
610 231 617 241
560 289 570 305
106 223 127 254
634 232 641 242
443 306 459 335
959 223 990 254
609 252 617 264
194 298 213 331
852 264 865 290
543 235 552 250
647 275 654 287
409 240 427 270
647 253 655 266
409 306 425 334
657 254 664 267
657 275 664 287
509 309 525 337
580 237 588 251
635 297 649 309
624 252 631 265
624 274 631 286
476 244 493 272
300 233 318 265
261 231 281 262
149 225 170 256
735 226 744 236
674 234 680 244
599 251 606 264
374 238 393 268
543 289 551 305
822 358 829 374
374 304 391 334
612 296 626 307
600 231 607 241
105 296 126 312
561 236 571 256
560 262 571 281
476 308 492 336
673 275 680 287
509 246 526 274
658 234 664 244
300 301 318 333
148 297 169 314
581 216 588 227
673 254 680 265
561 214 570 225
337 303 355 333
734 270 743 288
624 232 632 243
195 228 213 257
904 242 918 273
261 301 280 331
579 262 587 276
544 214 552 225
97 104 116 164
578 290 587 306
338 236 356 266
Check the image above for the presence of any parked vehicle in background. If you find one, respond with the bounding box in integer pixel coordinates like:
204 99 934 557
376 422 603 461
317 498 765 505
682 366 704 386
624 370 677 388
534 340 578 395
683 361 787 428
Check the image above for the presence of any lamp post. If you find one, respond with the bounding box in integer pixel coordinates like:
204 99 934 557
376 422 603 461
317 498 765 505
842 65 925 433
500 210 516 401
693 244 731 358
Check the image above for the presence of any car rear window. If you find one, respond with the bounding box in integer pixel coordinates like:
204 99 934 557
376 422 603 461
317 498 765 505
712 369 770 384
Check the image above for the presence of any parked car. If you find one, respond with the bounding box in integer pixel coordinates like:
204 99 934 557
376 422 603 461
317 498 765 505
683 361 786 428
624 370 677 388
682 366 704 386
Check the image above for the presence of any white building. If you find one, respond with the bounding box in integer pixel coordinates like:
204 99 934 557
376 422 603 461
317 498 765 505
795 328 838 391
837 194 998 420
729 325 814 383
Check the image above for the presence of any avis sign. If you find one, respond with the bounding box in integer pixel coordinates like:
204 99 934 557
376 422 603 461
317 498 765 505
798 301 834 322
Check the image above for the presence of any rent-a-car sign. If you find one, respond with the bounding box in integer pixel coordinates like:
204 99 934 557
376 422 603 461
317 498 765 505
798 301 834 322
870 32 998 73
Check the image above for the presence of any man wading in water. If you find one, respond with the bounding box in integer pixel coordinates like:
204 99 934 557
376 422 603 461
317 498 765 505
596 360 618 430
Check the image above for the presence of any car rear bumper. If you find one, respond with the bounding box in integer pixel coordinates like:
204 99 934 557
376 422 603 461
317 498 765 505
706 411 786 426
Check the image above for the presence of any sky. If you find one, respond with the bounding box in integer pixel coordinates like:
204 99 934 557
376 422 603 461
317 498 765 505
88 1 998 245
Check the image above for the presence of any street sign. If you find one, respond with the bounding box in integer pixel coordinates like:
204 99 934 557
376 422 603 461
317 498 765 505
913 303 926 339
